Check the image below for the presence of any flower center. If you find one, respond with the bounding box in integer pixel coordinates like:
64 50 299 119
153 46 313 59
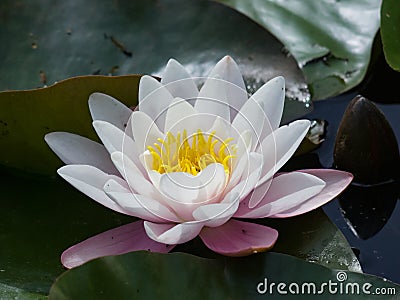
147 130 236 176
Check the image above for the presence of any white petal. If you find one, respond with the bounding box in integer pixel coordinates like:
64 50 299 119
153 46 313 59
57 165 128 215
159 163 226 204
161 59 199 100
232 96 266 151
226 151 261 195
195 56 247 121
194 77 231 122
207 116 231 141
159 172 199 204
166 113 216 137
130 111 165 153
45 132 118 175
197 163 227 201
138 75 174 129
164 97 197 133
234 130 253 162
233 153 263 204
88 93 132 131
139 151 162 187
225 150 250 192
144 221 203 244
250 76 285 130
104 179 180 222
257 120 311 185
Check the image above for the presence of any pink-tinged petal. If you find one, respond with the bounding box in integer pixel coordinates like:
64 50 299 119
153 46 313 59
88 93 132 131
92 120 131 154
161 59 199 100
61 221 174 269
225 152 263 204
270 169 353 218
250 76 285 131
159 163 226 204
93 120 146 176
111 152 162 200
192 193 240 227
57 165 128 215
104 179 181 223
138 75 174 129
158 164 227 221
235 172 325 218
45 132 119 175
257 120 311 185
144 221 203 244
200 219 278 256
130 111 165 153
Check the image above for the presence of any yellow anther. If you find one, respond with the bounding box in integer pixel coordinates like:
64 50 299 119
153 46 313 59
148 130 236 176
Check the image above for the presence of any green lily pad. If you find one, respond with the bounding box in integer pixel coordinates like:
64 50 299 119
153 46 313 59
215 0 381 99
48 251 398 299
0 75 140 176
0 0 309 104
0 171 359 296
381 0 400 71
0 283 47 300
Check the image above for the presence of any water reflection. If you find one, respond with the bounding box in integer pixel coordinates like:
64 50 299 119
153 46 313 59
338 181 399 240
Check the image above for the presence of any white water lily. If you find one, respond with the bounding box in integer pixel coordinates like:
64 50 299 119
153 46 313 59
45 56 352 269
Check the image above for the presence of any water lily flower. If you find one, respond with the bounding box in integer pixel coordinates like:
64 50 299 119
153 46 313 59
45 56 353 269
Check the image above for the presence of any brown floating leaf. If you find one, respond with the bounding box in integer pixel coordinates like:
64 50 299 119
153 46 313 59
334 95 399 184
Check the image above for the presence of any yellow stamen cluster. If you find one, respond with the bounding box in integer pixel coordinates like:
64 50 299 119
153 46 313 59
147 130 236 176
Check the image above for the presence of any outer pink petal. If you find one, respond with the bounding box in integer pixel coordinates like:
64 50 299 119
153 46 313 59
200 219 278 256
235 171 325 218
61 221 174 269
270 169 353 218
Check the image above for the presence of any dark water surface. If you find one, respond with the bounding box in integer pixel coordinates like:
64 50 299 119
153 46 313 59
305 92 400 283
